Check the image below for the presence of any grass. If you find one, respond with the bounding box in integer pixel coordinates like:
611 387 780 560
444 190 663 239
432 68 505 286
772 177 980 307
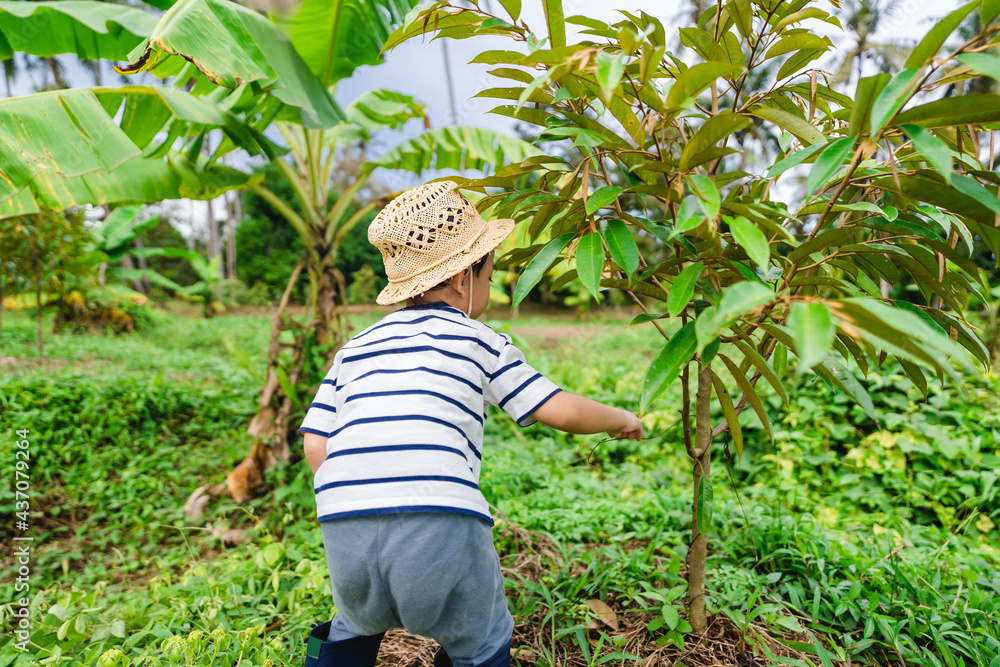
0 303 998 667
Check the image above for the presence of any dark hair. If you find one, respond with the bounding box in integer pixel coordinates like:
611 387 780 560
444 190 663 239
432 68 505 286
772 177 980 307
416 253 490 296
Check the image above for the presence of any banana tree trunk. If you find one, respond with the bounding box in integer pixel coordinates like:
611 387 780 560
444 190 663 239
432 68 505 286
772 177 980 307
222 247 351 504
35 259 43 354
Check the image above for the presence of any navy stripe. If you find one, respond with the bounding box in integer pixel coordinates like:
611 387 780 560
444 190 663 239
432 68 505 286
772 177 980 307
317 505 494 526
315 474 479 494
491 359 523 380
328 415 482 460
352 331 501 357
351 313 478 344
326 443 468 461
498 373 542 409
337 366 482 395
299 427 330 438
322 378 335 387
345 389 483 424
518 387 563 426
341 346 490 376
310 401 337 413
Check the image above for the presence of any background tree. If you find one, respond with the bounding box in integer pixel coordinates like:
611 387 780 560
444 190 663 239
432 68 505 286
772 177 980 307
393 0 1000 637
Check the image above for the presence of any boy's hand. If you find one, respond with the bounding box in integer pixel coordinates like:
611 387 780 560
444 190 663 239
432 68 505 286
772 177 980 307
607 409 643 441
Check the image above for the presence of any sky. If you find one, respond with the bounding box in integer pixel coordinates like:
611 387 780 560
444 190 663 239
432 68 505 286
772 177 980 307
5 0 962 243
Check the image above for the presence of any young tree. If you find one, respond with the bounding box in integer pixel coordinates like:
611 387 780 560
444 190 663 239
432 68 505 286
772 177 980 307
391 0 999 634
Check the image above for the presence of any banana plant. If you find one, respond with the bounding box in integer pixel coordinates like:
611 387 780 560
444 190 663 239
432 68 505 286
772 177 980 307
0 0 541 504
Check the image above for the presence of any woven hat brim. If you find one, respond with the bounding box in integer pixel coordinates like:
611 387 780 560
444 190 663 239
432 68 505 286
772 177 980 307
376 217 515 306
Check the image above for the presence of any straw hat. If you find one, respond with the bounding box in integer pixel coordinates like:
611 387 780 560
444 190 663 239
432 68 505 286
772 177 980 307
369 181 514 306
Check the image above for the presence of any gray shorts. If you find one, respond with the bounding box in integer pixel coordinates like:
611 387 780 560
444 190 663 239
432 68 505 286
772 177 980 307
319 512 514 667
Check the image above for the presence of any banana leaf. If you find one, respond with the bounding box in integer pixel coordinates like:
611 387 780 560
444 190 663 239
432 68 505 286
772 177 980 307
115 0 344 129
0 1 157 61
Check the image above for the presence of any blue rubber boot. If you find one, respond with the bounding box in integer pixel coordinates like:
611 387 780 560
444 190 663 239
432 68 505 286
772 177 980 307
433 638 511 667
304 621 384 667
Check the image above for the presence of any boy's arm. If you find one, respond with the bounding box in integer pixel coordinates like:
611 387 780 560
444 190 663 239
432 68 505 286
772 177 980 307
530 391 643 440
303 432 328 475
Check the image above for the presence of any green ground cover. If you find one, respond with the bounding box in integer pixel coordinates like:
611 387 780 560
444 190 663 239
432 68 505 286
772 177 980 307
0 306 998 667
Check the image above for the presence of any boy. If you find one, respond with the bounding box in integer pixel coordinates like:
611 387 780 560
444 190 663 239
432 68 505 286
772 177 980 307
299 181 643 667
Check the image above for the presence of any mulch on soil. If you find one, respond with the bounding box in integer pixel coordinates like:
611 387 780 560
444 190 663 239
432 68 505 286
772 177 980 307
370 521 837 666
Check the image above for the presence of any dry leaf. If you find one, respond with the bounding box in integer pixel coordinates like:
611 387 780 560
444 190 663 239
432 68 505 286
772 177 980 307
584 599 619 631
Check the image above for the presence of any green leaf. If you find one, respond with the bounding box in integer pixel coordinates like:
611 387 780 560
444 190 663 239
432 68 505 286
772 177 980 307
727 0 752 40
575 232 605 302
904 0 977 69
869 68 921 132
983 0 1000 26
956 52 1000 82
276 365 301 407
787 301 835 371
849 73 890 138
951 173 1000 217
776 47 825 81
603 219 639 274
898 358 928 398
720 353 774 442
344 88 426 135
586 186 623 215
641 322 697 411
727 215 770 269
773 343 787 378
687 174 720 220
542 0 566 48
0 1 158 61
364 125 541 176
806 136 855 195
679 111 750 171
667 262 703 318
764 33 831 60
291 0 420 86
702 337 721 365
110 620 126 639
665 62 740 110
734 339 789 406
678 27 728 64
894 93 1000 127
670 196 707 237
766 141 826 178
751 107 826 145
119 0 346 129
696 474 714 535
709 369 743 460
595 51 625 104
499 0 522 21
815 361 878 422
695 282 774 353
511 232 576 307
832 201 889 216
0 89 264 219
901 124 952 184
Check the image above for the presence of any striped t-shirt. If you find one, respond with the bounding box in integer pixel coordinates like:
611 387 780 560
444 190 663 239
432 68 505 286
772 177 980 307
297 301 562 526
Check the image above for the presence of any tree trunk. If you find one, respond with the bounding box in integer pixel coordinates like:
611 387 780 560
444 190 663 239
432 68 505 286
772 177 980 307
225 248 352 504
687 364 713 634
225 191 238 281
119 254 145 294
206 199 223 280
35 259 43 354
133 237 150 294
